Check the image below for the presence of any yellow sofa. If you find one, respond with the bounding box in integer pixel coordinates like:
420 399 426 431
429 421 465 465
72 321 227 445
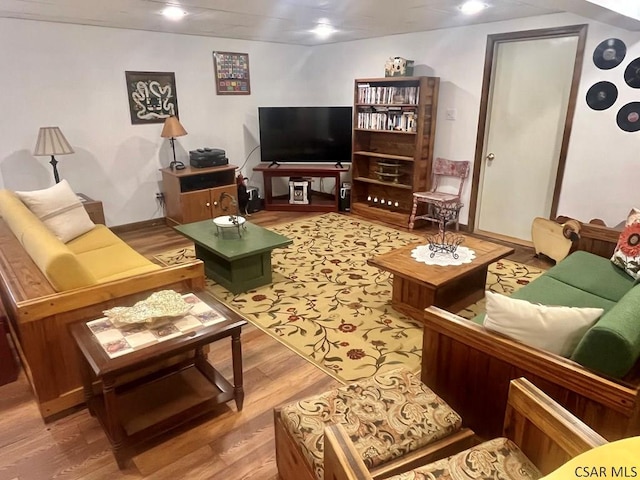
0 189 205 420
0 190 161 290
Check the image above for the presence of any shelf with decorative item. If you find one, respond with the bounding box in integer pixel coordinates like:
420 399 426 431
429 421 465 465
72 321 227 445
353 151 414 162
352 176 413 189
350 200 413 228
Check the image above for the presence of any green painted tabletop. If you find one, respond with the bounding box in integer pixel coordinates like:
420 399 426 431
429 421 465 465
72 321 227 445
174 219 292 261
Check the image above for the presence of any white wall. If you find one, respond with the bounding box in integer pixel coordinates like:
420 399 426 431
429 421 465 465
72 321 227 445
1 13 638 227
308 12 640 227
0 18 313 225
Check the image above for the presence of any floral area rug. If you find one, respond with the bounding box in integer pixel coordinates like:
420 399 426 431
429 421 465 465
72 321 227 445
155 213 544 384
457 260 545 319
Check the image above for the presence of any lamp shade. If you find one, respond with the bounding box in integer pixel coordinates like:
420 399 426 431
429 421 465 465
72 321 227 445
160 116 187 138
33 127 75 156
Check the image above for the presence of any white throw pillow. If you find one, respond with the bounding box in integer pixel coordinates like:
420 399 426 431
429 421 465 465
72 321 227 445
483 291 603 357
16 180 95 242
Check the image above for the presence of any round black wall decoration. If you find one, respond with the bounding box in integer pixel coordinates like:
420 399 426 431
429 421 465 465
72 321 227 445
616 102 640 132
586 81 618 110
624 58 640 88
593 38 626 69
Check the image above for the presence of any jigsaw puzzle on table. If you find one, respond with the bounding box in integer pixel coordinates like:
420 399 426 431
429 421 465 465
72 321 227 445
86 293 226 358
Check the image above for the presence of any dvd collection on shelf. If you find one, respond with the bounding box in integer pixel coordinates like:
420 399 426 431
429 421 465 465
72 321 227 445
357 106 417 132
356 85 420 105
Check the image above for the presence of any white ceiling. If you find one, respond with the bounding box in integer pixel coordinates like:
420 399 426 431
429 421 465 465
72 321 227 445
0 0 639 45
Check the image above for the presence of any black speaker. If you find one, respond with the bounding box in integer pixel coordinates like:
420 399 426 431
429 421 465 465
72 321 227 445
246 187 261 214
339 185 351 212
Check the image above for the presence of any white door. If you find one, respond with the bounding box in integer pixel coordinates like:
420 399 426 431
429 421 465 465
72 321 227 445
475 35 580 243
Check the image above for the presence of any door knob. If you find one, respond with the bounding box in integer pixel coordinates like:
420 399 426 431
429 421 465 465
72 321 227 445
486 153 495 161
206 202 210 207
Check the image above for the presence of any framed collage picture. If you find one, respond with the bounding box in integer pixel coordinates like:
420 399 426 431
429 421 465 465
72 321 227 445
125 71 179 124
213 51 251 95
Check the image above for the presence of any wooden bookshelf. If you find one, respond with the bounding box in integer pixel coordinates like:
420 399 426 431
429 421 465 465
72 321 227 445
350 76 440 228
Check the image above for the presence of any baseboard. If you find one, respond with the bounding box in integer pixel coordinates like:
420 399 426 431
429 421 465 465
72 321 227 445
110 218 168 234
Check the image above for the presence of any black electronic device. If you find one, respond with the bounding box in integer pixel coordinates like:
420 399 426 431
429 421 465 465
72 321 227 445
189 148 229 168
258 106 352 166
246 187 261 214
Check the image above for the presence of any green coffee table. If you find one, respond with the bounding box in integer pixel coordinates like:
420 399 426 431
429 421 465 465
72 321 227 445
174 220 292 294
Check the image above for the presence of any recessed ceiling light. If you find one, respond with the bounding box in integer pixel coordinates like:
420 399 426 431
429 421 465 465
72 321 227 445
459 0 489 15
311 21 336 39
162 6 188 20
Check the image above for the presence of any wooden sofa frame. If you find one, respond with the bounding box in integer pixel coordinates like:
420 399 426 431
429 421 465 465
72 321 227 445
0 220 205 421
324 377 608 480
421 307 640 441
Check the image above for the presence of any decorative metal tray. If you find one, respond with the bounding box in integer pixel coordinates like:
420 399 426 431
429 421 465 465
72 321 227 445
103 290 192 328
213 215 246 228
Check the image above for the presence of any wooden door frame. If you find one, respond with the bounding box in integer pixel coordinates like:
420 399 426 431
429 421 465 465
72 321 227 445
468 24 588 234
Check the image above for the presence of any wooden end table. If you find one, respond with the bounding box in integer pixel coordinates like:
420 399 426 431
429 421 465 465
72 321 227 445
70 291 247 469
175 220 292 294
77 193 106 224
368 235 514 321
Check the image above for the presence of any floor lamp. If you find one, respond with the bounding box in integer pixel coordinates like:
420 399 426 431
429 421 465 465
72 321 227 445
161 116 188 170
33 127 75 183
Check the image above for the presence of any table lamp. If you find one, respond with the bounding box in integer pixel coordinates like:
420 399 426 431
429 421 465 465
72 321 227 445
33 126 75 183
161 116 188 170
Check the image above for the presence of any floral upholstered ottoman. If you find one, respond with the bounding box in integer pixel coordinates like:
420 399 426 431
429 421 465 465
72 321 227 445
274 368 473 480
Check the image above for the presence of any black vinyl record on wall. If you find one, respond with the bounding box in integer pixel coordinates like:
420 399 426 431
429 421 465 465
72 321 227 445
586 81 618 111
616 102 640 132
624 58 640 88
593 38 626 70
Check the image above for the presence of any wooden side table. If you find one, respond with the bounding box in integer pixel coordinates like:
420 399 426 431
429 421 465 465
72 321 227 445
253 164 349 212
70 292 247 468
77 193 106 224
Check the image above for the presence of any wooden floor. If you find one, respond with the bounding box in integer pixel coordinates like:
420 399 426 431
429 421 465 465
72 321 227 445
0 211 552 480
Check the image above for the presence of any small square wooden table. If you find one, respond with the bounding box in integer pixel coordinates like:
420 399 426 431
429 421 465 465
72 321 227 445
70 291 247 469
175 220 292 294
368 235 514 321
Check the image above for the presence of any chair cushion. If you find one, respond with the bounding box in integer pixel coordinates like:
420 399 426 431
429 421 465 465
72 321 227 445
545 251 635 302
280 368 462 480
413 191 459 203
385 437 541 480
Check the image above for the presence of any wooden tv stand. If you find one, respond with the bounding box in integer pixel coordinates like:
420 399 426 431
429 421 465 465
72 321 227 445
253 164 349 212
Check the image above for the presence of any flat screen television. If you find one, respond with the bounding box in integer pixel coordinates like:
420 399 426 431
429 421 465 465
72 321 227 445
258 106 352 166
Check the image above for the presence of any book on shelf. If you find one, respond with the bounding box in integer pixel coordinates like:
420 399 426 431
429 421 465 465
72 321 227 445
356 85 420 105
356 106 417 132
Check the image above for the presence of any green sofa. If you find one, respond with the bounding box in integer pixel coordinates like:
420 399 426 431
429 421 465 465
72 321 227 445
471 250 640 379
420 222 640 441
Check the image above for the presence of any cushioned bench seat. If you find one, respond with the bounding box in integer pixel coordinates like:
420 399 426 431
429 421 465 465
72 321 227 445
276 368 467 480
544 250 635 302
385 437 541 480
